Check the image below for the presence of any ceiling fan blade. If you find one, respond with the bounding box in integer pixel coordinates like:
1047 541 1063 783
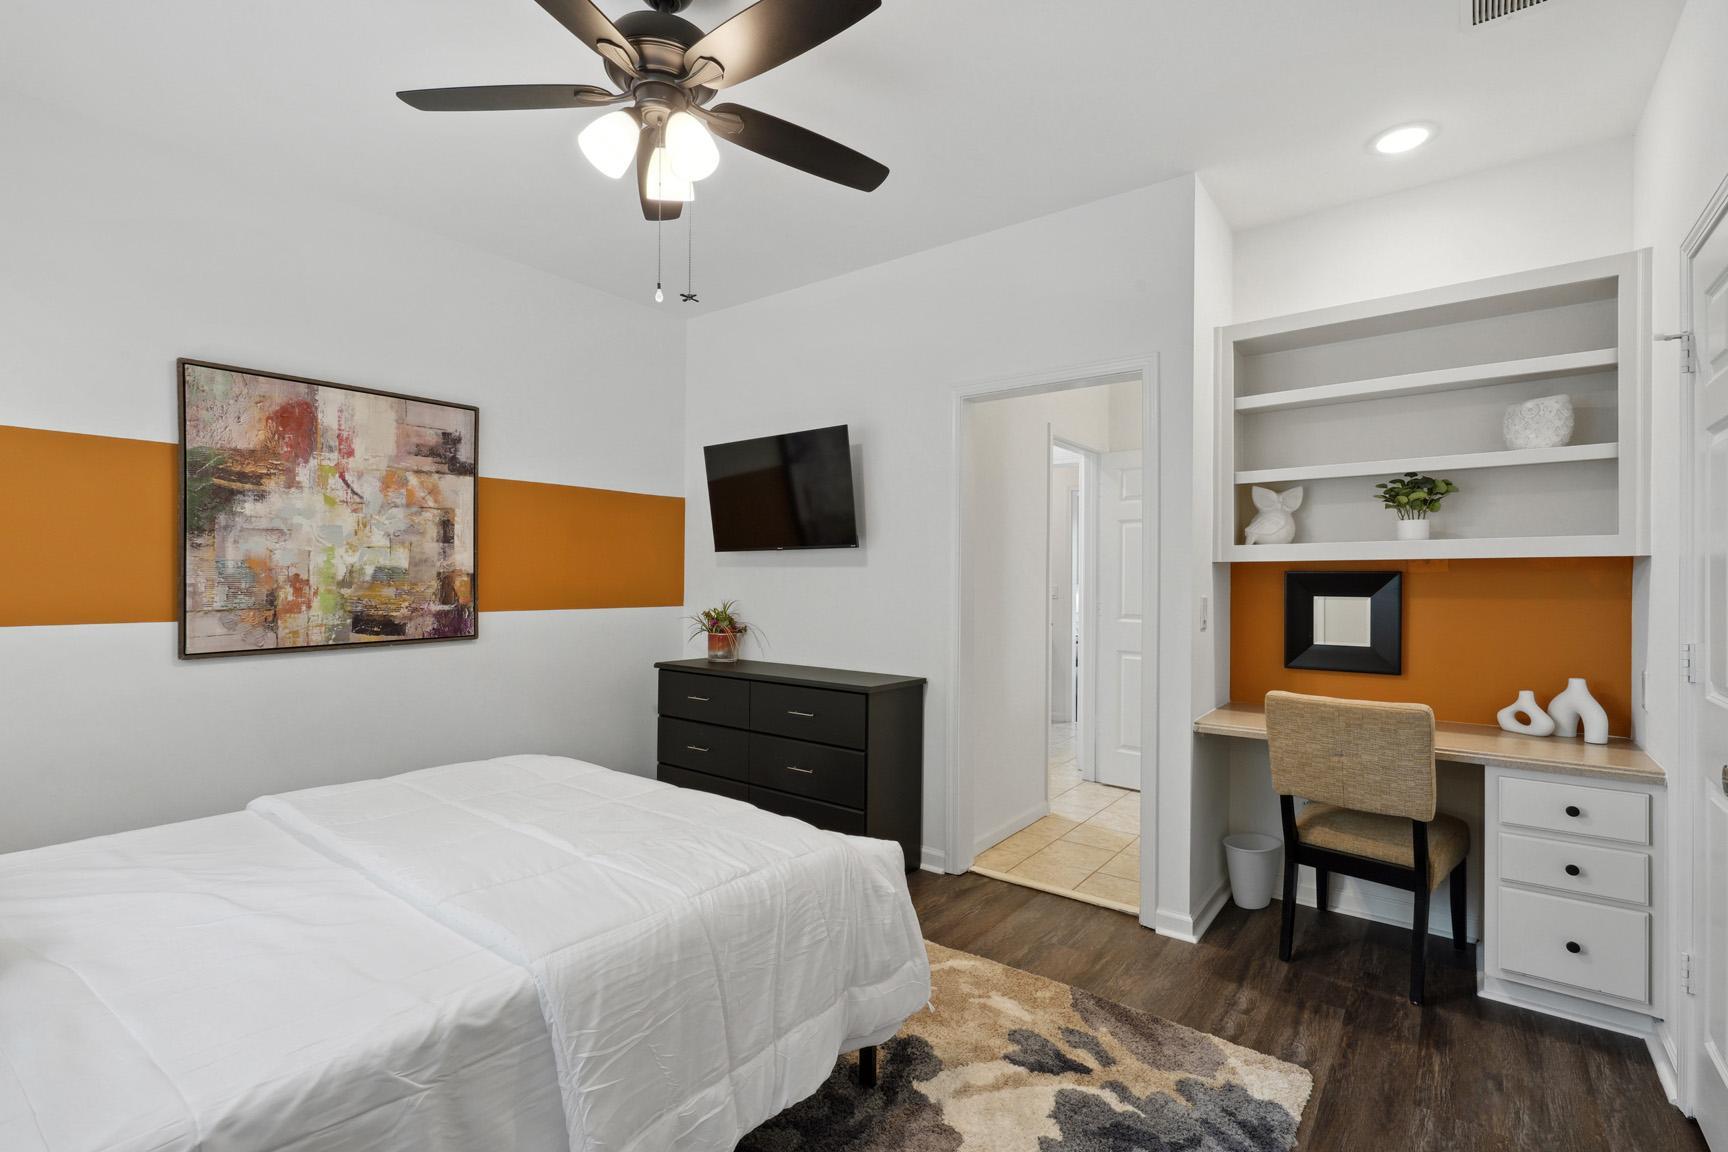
682 0 879 90
708 103 888 192
397 84 623 111
530 0 641 75
637 124 684 222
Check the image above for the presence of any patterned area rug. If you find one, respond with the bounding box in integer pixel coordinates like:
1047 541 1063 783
739 942 1312 1151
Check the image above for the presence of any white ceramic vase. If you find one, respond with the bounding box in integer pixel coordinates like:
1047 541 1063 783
1497 690 1556 736
1503 394 1575 450
1547 677 1609 745
1395 519 1431 541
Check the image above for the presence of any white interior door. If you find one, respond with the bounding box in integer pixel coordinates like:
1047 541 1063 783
1691 201 1728 1149
1094 450 1143 791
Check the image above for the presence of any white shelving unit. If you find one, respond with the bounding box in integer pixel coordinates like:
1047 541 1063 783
1216 251 1650 561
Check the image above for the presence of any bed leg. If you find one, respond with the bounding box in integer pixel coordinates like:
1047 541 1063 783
858 1044 878 1089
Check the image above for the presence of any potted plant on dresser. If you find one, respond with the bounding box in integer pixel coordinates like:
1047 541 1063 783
688 600 752 663
1375 472 1459 540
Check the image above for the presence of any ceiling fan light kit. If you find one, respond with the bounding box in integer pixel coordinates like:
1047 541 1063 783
398 0 889 223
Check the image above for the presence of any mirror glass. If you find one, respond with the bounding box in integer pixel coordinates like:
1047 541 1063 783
1312 596 1372 647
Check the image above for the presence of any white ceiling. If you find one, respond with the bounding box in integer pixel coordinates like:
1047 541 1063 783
0 0 1685 312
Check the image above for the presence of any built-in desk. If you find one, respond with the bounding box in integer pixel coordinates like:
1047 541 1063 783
1195 703 1664 784
1196 701 1669 1051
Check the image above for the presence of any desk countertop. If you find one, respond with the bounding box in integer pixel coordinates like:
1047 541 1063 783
1194 702 1664 785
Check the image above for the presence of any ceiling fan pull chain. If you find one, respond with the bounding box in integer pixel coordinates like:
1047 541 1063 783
654 199 664 304
682 199 698 304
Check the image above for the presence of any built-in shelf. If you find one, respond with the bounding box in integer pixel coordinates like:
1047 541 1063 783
1227 534 1634 563
1234 348 1618 414
1216 250 1650 561
1235 442 1618 487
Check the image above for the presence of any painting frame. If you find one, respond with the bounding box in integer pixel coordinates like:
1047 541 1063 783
177 357 479 660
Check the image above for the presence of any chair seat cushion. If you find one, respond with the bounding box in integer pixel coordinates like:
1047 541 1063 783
1295 803 1469 887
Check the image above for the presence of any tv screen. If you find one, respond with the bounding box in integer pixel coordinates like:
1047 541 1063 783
704 425 859 551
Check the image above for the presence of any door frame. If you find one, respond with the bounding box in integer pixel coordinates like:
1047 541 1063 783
1048 434 1099 788
1680 167 1728 1123
947 355 1160 930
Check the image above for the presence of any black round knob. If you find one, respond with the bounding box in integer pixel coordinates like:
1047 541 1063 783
1565 941 1582 954
1565 805 1581 818
1565 864 1581 876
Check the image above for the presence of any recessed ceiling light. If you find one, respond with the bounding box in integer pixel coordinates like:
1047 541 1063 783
1372 124 1435 155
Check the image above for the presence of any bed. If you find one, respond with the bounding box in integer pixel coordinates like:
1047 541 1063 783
0 755 931 1152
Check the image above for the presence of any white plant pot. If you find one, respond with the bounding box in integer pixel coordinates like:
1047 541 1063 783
1395 519 1431 541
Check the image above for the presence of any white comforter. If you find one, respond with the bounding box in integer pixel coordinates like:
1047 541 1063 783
0 812 564 1152
248 755 931 1152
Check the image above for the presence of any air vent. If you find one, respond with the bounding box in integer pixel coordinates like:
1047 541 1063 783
1463 0 1551 27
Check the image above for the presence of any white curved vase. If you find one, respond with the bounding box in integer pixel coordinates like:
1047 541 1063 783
1503 394 1575 449
1497 690 1556 736
1547 677 1609 745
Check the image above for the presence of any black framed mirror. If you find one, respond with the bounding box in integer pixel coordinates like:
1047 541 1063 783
1283 571 1402 675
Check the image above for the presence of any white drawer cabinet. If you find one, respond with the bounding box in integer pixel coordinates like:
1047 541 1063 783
1484 765 1665 1028
1497 832 1650 905
1498 776 1650 845
1497 887 1650 1003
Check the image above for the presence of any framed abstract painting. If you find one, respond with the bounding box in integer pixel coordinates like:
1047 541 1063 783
178 359 478 658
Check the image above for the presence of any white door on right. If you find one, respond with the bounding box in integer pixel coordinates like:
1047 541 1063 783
1691 198 1728 1150
1094 450 1143 791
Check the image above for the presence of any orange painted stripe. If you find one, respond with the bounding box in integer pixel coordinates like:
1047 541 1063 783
0 424 683 627
1230 558 1633 736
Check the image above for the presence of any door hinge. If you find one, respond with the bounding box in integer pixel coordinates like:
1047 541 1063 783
1657 331 1697 376
1683 642 1700 684
1682 950 1696 996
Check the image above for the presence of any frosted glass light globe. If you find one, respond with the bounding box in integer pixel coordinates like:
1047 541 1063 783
577 111 639 178
664 111 719 181
645 147 695 203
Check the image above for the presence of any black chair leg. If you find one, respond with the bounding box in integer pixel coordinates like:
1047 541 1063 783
858 1045 878 1089
1410 883 1430 1006
1315 867 1329 915
1450 857 1468 952
1278 855 1298 962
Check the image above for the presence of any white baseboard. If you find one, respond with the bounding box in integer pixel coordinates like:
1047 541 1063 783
972 802 1049 856
1477 972 1658 1040
919 846 946 874
1295 870 1478 942
1153 881 1230 944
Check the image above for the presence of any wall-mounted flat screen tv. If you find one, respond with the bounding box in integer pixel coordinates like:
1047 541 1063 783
704 425 859 551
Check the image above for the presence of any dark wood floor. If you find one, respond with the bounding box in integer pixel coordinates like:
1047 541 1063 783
910 871 1705 1152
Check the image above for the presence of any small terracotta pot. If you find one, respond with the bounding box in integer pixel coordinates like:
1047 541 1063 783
706 631 739 663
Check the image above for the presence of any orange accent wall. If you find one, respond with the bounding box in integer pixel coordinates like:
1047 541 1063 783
0 424 683 627
1230 558 1634 736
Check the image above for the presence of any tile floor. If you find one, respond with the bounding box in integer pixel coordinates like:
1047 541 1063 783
969 721 1141 913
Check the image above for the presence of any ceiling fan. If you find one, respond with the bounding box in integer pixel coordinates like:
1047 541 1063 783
398 0 888 221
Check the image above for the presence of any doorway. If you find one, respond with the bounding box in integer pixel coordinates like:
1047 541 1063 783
957 369 1148 914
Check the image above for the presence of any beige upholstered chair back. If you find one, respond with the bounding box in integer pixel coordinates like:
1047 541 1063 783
1264 691 1438 822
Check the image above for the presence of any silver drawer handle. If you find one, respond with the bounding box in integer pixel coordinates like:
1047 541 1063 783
687 695 710 702
787 710 816 718
785 766 814 774
685 745 709 753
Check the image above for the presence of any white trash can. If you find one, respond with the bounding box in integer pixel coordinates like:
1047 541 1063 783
1223 833 1283 910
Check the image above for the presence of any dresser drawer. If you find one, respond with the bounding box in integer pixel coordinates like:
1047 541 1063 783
658 670 749 728
1498 886 1650 1003
657 763 749 802
1498 777 1650 845
751 682 866 748
658 717 749 781
1497 832 1650 906
748 785 868 837
749 732 866 809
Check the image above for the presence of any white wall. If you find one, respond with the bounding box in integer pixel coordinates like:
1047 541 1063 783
0 94 687 852
683 177 1202 888
1233 139 1634 322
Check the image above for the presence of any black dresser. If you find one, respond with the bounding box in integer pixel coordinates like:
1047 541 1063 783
654 659 925 871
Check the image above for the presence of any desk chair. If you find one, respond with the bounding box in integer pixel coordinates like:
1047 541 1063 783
1265 690 1470 1005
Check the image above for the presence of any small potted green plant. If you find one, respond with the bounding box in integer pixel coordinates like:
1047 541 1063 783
688 600 752 663
1375 472 1459 541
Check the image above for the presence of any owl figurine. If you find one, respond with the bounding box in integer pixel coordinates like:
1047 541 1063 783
1244 485 1303 546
